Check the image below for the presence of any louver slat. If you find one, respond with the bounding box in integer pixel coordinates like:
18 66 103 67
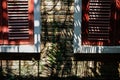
88 0 111 41
7 0 29 40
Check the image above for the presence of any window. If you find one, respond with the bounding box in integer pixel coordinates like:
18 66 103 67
82 0 120 46
0 0 34 45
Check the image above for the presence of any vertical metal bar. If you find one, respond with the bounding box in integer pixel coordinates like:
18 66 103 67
6 60 9 76
0 60 2 70
38 60 40 77
75 60 78 76
19 60 21 76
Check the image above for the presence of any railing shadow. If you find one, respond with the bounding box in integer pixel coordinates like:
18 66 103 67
74 53 120 79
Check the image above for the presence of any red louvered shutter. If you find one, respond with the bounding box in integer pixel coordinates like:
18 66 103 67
88 0 111 41
82 0 114 46
2 0 34 45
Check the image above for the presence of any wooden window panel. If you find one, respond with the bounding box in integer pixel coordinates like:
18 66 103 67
1 0 34 45
82 0 120 46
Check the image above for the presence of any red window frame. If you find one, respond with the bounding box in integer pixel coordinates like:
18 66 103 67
82 0 120 46
0 0 34 45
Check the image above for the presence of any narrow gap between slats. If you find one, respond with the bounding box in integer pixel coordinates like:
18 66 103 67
88 0 111 41
7 0 29 40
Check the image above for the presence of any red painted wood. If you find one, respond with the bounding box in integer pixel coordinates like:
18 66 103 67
0 0 3 44
2 0 8 44
1 0 34 45
82 0 120 46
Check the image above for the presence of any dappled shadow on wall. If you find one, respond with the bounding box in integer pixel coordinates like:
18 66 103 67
40 0 74 55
